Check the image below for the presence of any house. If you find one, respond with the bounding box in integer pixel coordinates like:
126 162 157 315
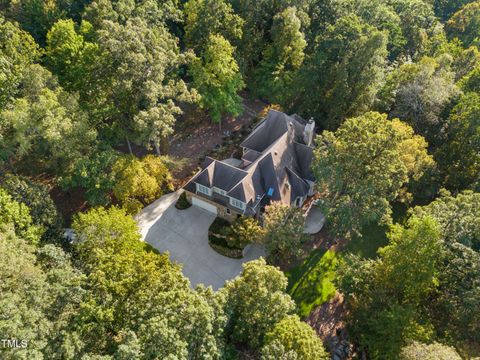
183 110 316 222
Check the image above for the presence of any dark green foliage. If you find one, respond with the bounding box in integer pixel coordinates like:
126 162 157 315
436 92 480 191
61 149 119 206
1 174 62 241
337 216 443 359
1 0 480 358
3 0 90 44
459 65 480 92
253 6 306 105
175 191 191 210
290 15 388 129
446 1 480 47
435 0 477 21
208 217 243 257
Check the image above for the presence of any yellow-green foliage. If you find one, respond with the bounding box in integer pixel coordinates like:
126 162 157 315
112 155 173 213
262 315 329 360
227 216 264 248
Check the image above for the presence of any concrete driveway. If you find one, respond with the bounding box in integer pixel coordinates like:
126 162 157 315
304 205 325 234
136 191 266 290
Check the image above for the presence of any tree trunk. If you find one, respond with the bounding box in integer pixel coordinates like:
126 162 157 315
126 136 133 155
153 141 161 156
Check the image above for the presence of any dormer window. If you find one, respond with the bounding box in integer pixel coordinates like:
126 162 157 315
213 187 227 196
196 184 211 196
230 198 246 210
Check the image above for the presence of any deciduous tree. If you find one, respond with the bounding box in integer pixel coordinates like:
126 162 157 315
401 341 462 360
379 55 459 145
223 258 295 348
291 15 388 129
437 92 480 191
0 188 43 244
337 216 443 359
112 155 173 214
263 202 307 261
184 0 243 52
0 19 40 108
446 1 480 47
313 112 434 237
72 206 222 358
254 6 307 105
0 64 96 173
190 34 244 126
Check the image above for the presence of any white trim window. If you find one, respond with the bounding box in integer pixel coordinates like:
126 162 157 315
230 198 246 210
295 196 303 207
196 183 212 196
213 187 227 196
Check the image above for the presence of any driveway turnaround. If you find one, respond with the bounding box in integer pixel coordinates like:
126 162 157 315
304 205 325 234
136 191 266 290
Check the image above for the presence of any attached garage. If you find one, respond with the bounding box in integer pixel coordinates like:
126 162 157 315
191 196 218 214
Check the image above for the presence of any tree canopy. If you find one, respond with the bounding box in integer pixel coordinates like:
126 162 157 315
313 112 434 237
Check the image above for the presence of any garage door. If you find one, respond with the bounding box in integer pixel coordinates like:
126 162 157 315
192 196 218 214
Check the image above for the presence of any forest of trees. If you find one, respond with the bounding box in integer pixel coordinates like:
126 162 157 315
0 0 479 359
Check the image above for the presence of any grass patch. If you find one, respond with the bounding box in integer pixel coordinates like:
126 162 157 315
344 202 408 259
286 248 338 318
344 222 389 259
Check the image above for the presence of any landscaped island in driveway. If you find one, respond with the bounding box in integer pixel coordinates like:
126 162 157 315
136 191 266 290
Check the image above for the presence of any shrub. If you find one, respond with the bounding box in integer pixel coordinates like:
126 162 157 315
175 192 191 210
208 217 243 258
226 216 263 249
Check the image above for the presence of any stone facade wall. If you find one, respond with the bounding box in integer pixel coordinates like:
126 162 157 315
185 191 240 222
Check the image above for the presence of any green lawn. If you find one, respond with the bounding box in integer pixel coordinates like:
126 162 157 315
344 202 408 259
285 249 338 318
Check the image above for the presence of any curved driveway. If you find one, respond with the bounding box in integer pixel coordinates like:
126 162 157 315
136 191 266 290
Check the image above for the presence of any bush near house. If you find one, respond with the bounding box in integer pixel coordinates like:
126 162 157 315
208 218 243 258
175 192 191 210
208 217 262 258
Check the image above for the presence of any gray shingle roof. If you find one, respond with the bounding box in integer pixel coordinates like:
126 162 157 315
183 110 315 214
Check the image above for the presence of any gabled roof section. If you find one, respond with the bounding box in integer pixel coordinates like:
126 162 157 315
183 157 248 193
241 110 304 152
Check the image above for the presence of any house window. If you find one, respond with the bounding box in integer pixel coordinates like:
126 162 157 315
295 197 303 207
213 187 227 196
196 184 211 196
226 208 231 215
230 198 246 210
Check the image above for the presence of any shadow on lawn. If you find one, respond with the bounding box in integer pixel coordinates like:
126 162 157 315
286 249 338 318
